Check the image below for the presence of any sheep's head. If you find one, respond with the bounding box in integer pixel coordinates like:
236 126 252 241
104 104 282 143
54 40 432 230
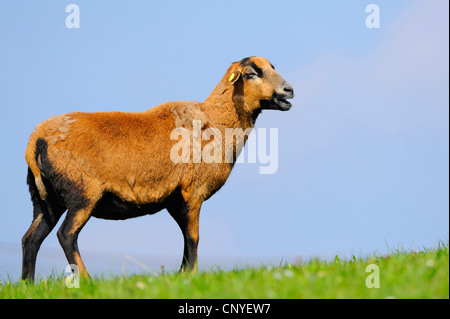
228 56 294 113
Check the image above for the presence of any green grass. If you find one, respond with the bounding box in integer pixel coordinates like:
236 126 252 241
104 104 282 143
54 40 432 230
1 243 448 299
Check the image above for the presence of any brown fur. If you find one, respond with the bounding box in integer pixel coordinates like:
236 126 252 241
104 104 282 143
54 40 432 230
21 57 294 280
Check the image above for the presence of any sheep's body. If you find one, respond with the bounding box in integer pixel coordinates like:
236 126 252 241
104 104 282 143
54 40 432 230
21 57 294 281
26 103 231 212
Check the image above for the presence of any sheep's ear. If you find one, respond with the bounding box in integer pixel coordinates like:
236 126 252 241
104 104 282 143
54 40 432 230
228 71 241 85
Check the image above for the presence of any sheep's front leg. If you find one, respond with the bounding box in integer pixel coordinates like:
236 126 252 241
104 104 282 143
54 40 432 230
168 199 202 272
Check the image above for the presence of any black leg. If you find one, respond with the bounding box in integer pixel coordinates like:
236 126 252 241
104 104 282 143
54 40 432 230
22 196 65 282
168 199 202 272
57 206 93 278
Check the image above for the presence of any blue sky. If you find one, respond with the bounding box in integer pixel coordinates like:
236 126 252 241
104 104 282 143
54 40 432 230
0 1 448 278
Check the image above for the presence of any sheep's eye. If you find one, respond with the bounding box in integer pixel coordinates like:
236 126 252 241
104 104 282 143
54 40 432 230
244 72 257 79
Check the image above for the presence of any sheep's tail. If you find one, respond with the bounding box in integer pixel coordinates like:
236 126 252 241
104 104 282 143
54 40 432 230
25 131 48 201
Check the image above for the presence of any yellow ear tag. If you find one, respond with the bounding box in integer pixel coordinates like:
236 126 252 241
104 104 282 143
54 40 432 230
228 73 235 82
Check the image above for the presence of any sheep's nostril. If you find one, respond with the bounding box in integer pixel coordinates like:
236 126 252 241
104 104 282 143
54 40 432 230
284 86 293 93
283 85 294 97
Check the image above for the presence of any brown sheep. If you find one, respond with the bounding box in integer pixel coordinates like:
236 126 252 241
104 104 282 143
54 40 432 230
21 56 294 281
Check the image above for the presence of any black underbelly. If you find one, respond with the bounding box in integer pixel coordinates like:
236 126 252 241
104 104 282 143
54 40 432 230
91 192 166 220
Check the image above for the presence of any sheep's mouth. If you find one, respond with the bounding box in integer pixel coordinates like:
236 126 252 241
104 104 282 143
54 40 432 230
273 96 292 110
260 94 293 111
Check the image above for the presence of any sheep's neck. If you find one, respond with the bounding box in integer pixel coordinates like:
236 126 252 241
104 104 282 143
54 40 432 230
202 80 258 133
200 80 261 167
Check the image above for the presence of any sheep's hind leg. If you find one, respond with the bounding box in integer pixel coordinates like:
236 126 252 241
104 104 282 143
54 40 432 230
57 204 95 279
22 169 66 282
21 200 65 282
